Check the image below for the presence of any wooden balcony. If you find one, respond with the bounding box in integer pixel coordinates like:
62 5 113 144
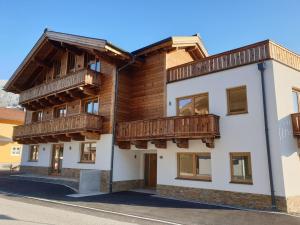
291 113 300 147
13 113 102 144
19 69 101 110
116 114 220 149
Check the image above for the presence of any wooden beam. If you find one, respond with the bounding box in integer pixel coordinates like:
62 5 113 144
79 87 99 96
54 134 71 142
43 135 59 143
117 141 131 150
132 140 148 149
201 138 215 148
33 57 51 68
67 133 85 141
151 139 167 149
61 43 83 55
175 139 189 148
81 132 100 140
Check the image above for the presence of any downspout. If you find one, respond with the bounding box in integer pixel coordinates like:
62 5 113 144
109 55 136 193
257 62 277 210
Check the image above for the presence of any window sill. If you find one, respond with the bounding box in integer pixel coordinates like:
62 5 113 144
78 161 95 164
28 160 38 162
227 111 248 116
175 177 212 182
230 180 253 185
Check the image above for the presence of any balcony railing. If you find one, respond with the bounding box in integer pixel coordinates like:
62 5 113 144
167 41 270 83
19 68 100 104
13 113 102 143
116 114 220 149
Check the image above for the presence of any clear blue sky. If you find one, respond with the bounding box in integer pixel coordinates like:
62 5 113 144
0 0 299 80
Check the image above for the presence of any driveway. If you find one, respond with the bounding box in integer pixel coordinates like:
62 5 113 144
0 176 299 225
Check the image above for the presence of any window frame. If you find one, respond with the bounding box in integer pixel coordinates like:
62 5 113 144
226 85 248 115
67 52 76 73
53 60 61 79
54 105 67 118
292 88 300 113
80 142 96 163
29 145 39 162
83 97 99 115
177 152 212 181
32 110 43 123
176 92 209 116
230 152 253 185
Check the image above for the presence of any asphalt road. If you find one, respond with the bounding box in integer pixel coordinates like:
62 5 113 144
0 176 299 225
0 196 137 225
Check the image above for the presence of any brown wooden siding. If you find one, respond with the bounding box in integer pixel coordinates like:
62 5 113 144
129 52 166 120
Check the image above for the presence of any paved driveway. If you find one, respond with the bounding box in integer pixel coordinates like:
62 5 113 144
0 176 299 225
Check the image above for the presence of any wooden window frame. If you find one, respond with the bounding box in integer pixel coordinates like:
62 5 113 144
53 105 67 118
177 152 212 181
83 97 99 115
176 92 209 116
230 152 253 185
29 145 39 162
32 110 43 123
53 59 61 79
67 52 76 74
80 142 96 163
226 85 248 115
292 88 300 113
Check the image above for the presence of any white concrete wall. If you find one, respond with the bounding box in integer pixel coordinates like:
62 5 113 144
164 62 284 196
21 134 113 171
271 60 300 197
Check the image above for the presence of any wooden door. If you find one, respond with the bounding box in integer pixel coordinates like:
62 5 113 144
145 154 157 188
51 144 64 175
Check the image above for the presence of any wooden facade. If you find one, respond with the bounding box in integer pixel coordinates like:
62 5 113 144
291 113 300 148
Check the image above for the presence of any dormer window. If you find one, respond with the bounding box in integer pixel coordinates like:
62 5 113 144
67 52 76 73
53 60 61 79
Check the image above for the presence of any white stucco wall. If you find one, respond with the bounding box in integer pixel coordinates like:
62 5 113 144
164 61 284 196
271 60 300 197
21 134 113 171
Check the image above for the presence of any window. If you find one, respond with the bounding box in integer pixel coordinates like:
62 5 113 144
67 52 76 73
53 60 61 79
85 53 101 72
177 152 211 181
177 93 209 116
230 152 253 184
29 145 39 161
80 142 96 163
227 86 248 115
32 111 43 122
54 106 67 118
292 89 300 113
11 146 21 156
84 98 99 115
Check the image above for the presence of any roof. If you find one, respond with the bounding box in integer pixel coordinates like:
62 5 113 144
4 30 132 93
132 34 208 58
0 107 25 124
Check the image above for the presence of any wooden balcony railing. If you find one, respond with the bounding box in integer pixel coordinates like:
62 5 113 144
167 40 300 83
19 68 100 104
116 114 220 149
291 113 300 148
13 113 102 144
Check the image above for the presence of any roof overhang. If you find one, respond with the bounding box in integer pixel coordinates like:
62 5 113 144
4 30 132 93
132 34 208 59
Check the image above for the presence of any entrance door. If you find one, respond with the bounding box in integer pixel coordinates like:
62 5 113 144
144 154 157 188
51 144 64 175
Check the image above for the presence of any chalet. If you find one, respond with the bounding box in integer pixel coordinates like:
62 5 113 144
4 29 300 213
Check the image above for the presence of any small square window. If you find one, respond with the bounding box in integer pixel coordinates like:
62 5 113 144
227 86 248 115
230 152 253 184
11 147 21 156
